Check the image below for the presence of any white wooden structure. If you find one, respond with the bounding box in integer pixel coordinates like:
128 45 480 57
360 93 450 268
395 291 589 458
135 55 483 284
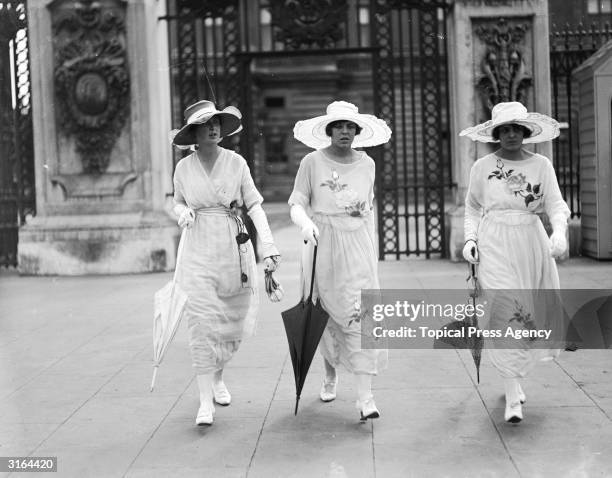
574 41 612 259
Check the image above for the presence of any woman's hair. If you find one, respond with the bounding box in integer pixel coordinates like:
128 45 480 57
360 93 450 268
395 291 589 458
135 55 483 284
325 120 362 137
492 123 532 140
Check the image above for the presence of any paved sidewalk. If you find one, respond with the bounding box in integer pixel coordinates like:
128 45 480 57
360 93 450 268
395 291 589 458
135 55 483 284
1 222 612 477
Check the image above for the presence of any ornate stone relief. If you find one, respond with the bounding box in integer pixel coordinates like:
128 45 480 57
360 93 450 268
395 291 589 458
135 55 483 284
51 0 129 174
475 17 532 112
269 0 348 49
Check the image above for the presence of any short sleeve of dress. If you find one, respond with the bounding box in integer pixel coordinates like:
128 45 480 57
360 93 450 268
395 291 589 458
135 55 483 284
288 153 313 209
239 155 264 210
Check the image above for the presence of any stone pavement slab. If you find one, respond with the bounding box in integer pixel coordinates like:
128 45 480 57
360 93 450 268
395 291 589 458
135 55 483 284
1 225 612 477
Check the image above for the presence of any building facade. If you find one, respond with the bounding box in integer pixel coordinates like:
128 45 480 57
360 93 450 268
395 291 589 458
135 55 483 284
5 0 600 272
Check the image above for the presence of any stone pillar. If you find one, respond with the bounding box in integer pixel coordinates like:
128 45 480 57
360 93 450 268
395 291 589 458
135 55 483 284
20 0 176 275
446 0 552 261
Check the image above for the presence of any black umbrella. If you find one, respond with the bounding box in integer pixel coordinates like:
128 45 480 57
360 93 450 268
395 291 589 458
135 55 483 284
434 263 484 383
281 245 330 415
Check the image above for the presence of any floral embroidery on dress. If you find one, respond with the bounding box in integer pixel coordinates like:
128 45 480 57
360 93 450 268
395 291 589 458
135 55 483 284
320 170 367 217
348 300 363 326
509 300 538 342
488 158 543 207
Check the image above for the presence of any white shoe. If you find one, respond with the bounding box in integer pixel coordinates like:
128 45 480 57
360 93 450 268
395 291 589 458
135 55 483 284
213 381 232 406
320 380 337 402
358 398 380 421
195 403 214 426
504 400 523 423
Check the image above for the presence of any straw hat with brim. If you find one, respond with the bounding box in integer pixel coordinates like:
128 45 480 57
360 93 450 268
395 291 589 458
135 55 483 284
171 100 242 146
293 101 392 149
459 101 560 144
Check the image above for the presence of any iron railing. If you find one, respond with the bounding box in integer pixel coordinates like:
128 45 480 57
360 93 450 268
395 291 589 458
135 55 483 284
0 1 34 268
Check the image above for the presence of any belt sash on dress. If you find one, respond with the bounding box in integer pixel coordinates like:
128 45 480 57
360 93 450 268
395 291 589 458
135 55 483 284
192 206 252 290
482 209 539 226
194 206 234 217
311 210 373 232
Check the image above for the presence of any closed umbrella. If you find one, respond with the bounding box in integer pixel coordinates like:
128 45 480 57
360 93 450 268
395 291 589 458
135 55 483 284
150 229 188 391
434 264 484 383
281 245 329 414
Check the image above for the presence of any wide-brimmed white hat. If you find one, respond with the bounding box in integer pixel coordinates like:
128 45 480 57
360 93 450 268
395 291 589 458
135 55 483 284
171 100 242 146
293 101 391 149
459 101 560 144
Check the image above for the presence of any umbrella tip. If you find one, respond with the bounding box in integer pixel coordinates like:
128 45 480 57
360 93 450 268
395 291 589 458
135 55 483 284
294 397 300 415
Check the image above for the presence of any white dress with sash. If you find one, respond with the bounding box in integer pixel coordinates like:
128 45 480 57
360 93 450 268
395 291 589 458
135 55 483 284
173 148 261 374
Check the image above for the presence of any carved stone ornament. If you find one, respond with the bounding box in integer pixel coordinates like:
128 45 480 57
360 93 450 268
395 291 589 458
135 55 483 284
269 0 348 49
51 0 130 174
475 18 532 113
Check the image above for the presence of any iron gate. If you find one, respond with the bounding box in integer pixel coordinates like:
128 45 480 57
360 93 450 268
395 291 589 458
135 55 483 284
550 22 612 219
0 1 35 268
161 0 451 259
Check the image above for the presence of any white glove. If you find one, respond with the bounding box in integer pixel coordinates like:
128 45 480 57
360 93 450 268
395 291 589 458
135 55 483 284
464 199 481 248
462 239 479 264
247 203 280 262
300 224 319 245
290 204 319 245
549 231 567 258
264 256 281 272
549 215 568 258
176 206 195 229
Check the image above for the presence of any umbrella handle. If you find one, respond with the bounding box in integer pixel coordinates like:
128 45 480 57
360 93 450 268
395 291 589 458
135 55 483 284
150 365 159 392
307 245 318 302
468 262 478 283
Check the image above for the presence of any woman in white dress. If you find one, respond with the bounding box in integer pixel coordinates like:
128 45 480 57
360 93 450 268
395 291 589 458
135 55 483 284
171 100 280 426
289 101 391 420
460 102 570 423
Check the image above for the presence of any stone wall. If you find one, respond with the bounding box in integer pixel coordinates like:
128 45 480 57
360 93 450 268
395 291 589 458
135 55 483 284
20 0 177 275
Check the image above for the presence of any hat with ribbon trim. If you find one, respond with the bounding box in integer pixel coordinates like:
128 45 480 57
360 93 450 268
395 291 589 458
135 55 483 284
171 100 242 147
